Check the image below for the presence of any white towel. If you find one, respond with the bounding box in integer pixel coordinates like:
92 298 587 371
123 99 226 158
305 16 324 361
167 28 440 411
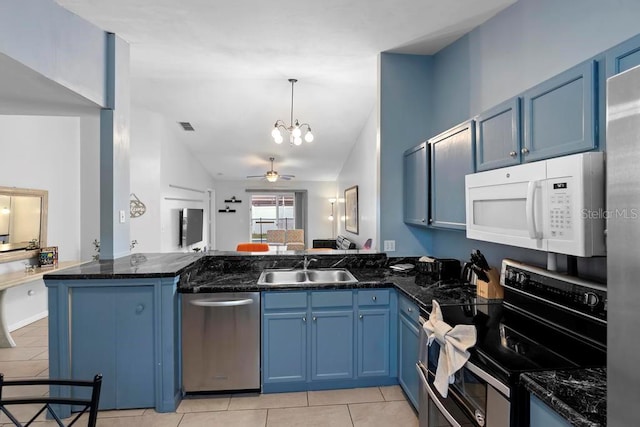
424 300 477 398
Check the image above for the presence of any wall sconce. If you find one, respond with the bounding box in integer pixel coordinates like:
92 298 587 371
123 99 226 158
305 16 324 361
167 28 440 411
328 198 336 221
1 207 9 215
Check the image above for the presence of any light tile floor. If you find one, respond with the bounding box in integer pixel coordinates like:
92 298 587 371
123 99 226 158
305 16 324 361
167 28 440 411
0 318 418 426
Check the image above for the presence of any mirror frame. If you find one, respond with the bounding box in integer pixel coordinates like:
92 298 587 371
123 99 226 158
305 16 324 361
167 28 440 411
0 186 48 264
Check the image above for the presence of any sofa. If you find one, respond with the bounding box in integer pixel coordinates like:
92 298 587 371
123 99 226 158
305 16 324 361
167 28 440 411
312 235 357 250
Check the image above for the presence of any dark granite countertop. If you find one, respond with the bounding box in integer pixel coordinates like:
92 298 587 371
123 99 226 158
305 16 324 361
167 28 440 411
521 368 606 427
43 253 204 279
42 251 479 314
178 253 478 314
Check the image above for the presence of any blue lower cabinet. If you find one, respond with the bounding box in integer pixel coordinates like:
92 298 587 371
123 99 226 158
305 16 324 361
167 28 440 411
70 286 154 409
357 309 390 377
263 312 307 384
47 277 180 415
530 395 571 427
311 311 354 381
398 311 420 409
261 289 396 392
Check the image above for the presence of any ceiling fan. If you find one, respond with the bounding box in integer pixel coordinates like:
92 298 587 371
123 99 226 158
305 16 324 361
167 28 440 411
246 157 295 182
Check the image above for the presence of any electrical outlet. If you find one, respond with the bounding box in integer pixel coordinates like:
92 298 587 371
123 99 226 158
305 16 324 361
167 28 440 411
119 210 126 223
383 240 396 252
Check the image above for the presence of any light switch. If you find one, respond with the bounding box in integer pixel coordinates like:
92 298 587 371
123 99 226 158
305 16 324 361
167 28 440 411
119 210 126 223
383 240 396 252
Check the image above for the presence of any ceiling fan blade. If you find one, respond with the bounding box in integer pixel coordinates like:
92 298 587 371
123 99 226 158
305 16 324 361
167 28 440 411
280 175 295 180
246 175 265 178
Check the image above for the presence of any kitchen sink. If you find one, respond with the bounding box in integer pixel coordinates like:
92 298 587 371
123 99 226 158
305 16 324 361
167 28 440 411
257 268 358 285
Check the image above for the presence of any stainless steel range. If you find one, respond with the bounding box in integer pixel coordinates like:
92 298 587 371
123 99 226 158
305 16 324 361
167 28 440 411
417 259 606 426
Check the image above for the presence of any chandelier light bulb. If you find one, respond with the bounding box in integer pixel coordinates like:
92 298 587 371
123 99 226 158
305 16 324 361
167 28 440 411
304 131 314 142
328 214 334 221
271 127 281 139
274 134 284 144
292 127 302 138
293 136 302 146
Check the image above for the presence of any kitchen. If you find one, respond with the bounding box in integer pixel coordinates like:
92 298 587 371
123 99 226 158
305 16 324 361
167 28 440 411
1 0 640 426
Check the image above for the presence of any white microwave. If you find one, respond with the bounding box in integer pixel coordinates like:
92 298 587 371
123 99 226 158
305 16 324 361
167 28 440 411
465 152 605 256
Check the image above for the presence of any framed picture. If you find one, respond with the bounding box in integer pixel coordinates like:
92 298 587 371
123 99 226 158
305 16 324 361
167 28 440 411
344 185 359 235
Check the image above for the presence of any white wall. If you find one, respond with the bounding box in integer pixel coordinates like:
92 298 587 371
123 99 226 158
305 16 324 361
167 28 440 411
214 180 337 251
0 114 82 329
129 108 163 253
337 107 378 249
129 107 216 253
0 0 107 106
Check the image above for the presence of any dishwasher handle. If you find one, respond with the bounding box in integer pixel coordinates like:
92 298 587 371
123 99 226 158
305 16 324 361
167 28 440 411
189 297 255 307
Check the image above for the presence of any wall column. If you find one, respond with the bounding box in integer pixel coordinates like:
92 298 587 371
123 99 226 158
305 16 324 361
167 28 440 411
100 33 130 259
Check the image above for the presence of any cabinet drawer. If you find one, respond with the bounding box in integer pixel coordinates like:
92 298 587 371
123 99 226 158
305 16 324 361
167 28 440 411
398 294 419 323
263 291 307 310
357 289 390 306
311 291 353 308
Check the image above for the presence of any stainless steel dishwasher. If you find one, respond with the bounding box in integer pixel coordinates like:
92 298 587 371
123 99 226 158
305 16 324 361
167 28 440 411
182 292 260 392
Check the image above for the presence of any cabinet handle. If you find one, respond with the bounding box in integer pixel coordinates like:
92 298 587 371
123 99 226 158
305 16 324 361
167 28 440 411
408 308 413 313
509 151 517 158
359 314 363 319
135 304 145 314
313 316 317 322
372 296 377 301
302 317 306 322
421 218 425 223
521 148 530 155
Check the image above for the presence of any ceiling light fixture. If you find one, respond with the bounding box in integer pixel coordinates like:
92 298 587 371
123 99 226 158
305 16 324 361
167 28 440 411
271 79 314 146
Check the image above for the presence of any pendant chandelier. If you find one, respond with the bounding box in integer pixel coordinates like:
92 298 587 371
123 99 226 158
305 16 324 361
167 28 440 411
271 78 314 146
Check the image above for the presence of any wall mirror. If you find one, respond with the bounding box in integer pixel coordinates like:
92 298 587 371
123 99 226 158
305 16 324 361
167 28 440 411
0 186 48 263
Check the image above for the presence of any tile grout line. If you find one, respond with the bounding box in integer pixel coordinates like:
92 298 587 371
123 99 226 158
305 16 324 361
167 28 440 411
347 402 355 427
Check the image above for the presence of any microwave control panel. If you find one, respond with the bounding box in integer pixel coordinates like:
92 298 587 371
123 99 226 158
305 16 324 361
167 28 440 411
547 181 573 239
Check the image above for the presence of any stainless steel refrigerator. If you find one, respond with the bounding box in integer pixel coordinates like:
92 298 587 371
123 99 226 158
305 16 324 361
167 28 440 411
607 64 640 426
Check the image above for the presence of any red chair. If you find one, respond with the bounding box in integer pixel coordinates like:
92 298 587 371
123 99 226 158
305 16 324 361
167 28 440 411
236 243 270 252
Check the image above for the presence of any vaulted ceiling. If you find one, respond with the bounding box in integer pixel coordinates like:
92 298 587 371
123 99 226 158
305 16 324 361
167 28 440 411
54 0 516 181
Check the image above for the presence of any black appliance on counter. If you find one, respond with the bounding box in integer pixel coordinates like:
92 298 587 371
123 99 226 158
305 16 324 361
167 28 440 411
416 257 462 285
417 259 607 427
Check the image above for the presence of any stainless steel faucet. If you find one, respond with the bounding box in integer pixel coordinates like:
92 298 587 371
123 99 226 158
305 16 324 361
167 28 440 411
302 256 318 270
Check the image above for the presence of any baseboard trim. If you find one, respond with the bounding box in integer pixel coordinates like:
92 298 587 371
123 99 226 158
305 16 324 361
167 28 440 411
8 310 48 332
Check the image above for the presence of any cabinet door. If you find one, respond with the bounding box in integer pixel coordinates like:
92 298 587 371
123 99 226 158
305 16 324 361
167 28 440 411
115 286 155 408
475 98 521 171
263 312 307 384
530 395 572 427
70 286 155 410
606 33 640 77
403 142 429 226
357 309 390 377
70 287 117 409
523 60 596 162
398 314 419 410
311 310 354 381
430 120 475 230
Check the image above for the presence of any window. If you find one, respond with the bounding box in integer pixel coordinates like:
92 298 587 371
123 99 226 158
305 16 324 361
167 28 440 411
250 193 295 242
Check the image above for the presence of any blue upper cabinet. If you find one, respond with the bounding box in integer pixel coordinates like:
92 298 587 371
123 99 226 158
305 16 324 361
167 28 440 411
429 120 475 230
522 60 597 162
475 98 521 171
606 33 640 77
403 142 429 227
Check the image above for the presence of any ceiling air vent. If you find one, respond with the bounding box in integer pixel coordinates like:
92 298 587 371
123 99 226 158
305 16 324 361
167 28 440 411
178 122 195 131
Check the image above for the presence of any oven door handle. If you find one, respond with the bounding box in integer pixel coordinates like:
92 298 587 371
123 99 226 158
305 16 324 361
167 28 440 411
416 362 464 427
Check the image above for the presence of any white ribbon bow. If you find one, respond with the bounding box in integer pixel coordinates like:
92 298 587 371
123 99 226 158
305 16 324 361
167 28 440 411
424 299 477 398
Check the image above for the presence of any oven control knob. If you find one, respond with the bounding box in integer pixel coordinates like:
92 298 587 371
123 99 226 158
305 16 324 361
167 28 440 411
584 292 599 307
